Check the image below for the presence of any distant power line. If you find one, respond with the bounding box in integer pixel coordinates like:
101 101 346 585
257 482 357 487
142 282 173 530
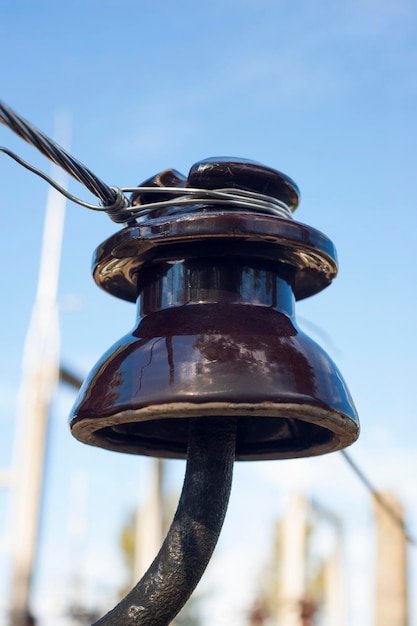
341 450 416 547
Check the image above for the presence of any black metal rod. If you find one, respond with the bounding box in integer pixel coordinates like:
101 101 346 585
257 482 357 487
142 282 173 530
93 416 237 626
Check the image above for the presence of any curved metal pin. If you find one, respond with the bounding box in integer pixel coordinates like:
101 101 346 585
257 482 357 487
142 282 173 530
94 417 237 626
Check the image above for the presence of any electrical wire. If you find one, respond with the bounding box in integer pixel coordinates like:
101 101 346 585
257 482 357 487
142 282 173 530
116 186 293 223
0 101 293 224
0 143 293 223
0 100 121 208
341 450 416 547
0 147 120 211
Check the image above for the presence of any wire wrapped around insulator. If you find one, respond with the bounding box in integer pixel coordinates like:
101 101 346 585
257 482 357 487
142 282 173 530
0 101 118 208
94 417 237 626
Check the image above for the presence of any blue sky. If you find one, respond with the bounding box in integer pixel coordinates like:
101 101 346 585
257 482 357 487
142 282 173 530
1 1 417 624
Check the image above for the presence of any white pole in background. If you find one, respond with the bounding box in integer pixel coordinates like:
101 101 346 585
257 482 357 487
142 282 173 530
8 115 70 626
323 532 346 626
134 459 164 582
311 501 346 626
0 470 12 488
67 469 89 614
277 493 308 626
374 491 408 626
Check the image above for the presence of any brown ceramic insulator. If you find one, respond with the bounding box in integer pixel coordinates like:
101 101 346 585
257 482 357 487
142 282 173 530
187 157 300 210
130 168 187 209
69 158 359 460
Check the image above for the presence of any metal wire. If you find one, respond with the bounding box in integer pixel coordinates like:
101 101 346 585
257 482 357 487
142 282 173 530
0 147 123 211
0 100 121 207
113 186 294 223
341 450 416 547
1 101 293 225
0 144 293 223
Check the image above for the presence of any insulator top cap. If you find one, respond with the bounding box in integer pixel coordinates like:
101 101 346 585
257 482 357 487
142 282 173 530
187 157 300 210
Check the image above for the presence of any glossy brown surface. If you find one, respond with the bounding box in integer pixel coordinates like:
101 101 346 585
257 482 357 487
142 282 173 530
71 260 359 459
69 158 359 459
130 168 187 213
129 157 300 214
93 157 326 303
187 157 300 210
92 212 338 303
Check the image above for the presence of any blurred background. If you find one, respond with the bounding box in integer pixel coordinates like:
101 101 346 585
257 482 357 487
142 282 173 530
0 1 416 624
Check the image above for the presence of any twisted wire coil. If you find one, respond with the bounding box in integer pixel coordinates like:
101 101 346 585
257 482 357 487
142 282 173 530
0 101 293 224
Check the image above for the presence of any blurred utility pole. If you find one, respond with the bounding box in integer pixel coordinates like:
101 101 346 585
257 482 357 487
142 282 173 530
8 117 69 626
277 493 308 626
67 469 89 616
323 539 346 626
311 501 346 626
0 470 12 488
374 491 408 626
134 459 164 580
